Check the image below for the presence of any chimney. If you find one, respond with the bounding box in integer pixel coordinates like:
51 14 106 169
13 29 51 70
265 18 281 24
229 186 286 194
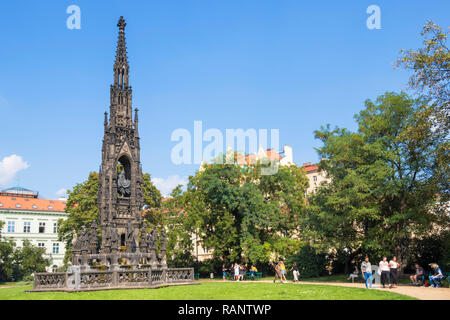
283 145 293 164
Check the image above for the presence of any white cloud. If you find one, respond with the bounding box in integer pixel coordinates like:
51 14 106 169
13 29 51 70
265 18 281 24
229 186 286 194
56 188 68 198
0 154 30 186
152 175 187 197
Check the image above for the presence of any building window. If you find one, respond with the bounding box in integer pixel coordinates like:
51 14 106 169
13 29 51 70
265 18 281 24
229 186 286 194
7 221 15 233
53 223 58 234
38 243 45 248
32 205 37 209
313 175 318 182
48 206 54 210
39 222 45 233
0 203 3 207
52 243 59 254
16 204 21 208
23 222 31 233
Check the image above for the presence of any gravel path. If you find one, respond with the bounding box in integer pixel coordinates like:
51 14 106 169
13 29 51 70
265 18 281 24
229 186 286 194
202 279 450 300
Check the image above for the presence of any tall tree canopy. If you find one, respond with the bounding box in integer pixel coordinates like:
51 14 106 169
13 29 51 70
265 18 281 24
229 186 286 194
184 156 308 264
308 92 449 271
396 21 449 182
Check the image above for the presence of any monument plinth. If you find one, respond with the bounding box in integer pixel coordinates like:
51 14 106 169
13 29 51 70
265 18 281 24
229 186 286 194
30 17 194 292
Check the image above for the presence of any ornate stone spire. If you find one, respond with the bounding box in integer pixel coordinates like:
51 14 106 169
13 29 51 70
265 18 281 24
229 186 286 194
114 16 129 88
110 16 132 128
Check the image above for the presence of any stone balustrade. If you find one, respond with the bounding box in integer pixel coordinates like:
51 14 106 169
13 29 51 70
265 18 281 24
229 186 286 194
32 267 195 292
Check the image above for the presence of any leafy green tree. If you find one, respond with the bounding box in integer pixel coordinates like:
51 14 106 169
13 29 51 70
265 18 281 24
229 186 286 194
0 239 49 282
185 155 308 265
0 239 15 281
396 20 449 118
396 21 449 206
12 240 49 281
308 92 448 272
58 171 162 265
145 185 195 267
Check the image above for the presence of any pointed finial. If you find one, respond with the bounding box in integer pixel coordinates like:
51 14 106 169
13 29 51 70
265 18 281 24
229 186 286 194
117 16 126 31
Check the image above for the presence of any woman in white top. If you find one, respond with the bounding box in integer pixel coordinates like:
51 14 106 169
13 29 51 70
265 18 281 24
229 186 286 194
379 256 391 288
234 263 240 281
389 256 399 288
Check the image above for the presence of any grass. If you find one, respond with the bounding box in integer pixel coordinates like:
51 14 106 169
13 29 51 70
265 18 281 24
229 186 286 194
0 281 416 300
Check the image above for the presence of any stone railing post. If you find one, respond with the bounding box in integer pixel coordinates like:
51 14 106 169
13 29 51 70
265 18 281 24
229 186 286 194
148 269 152 286
112 270 118 287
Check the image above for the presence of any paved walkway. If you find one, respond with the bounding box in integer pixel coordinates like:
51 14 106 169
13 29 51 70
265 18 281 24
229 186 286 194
201 279 450 300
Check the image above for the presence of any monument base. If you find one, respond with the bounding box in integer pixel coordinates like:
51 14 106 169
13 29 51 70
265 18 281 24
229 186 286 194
30 267 195 292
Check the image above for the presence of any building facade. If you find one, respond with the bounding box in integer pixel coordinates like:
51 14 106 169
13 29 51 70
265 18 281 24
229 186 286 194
0 187 67 269
301 162 330 195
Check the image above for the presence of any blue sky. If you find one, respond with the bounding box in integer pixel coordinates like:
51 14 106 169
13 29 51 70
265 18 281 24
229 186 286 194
0 0 448 198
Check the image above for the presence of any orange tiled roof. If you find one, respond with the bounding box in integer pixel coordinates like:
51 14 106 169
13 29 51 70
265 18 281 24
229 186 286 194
0 196 66 212
302 163 319 173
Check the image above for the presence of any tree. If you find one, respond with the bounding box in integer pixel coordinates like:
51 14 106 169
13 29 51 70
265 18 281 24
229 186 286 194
12 240 49 281
0 239 14 281
144 185 195 267
184 155 309 265
0 239 49 282
309 92 448 272
58 171 162 265
395 20 449 167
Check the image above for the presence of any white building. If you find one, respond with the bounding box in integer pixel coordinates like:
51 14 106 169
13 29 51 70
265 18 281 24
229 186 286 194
0 187 67 270
301 162 329 195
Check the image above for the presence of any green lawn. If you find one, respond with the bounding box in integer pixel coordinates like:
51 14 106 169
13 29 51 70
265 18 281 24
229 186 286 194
0 281 416 300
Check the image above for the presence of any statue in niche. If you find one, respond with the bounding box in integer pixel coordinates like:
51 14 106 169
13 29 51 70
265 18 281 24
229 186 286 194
89 220 99 253
160 230 166 251
117 166 131 197
111 224 119 250
103 223 112 248
126 219 134 242
79 226 89 251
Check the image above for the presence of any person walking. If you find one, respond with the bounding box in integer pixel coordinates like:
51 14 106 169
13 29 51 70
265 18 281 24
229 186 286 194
290 262 299 283
280 261 287 283
429 263 444 288
379 256 391 288
271 261 282 283
234 263 240 281
361 256 373 289
239 264 245 281
389 256 399 288
222 264 227 281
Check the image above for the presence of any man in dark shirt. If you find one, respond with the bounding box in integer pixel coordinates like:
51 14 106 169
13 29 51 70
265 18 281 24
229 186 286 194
410 264 424 286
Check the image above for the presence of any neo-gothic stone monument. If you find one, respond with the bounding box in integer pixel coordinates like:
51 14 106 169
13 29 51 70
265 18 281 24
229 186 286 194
30 17 194 292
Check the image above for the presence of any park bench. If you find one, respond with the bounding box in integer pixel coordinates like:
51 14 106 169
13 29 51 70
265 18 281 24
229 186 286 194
245 272 263 280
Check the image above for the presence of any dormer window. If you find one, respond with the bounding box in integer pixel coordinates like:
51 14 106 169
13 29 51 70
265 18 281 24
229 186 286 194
48 206 54 210
16 204 21 208
32 205 37 209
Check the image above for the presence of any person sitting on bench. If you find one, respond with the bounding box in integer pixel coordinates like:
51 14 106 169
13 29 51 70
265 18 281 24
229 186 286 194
347 265 360 283
410 264 424 286
429 263 444 288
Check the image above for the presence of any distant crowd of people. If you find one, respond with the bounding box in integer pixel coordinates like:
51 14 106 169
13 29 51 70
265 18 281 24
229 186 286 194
222 263 260 281
221 260 299 283
349 256 446 289
220 257 446 288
